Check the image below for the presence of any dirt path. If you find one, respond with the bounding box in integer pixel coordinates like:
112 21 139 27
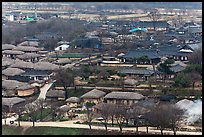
21 126 30 135
5 120 202 135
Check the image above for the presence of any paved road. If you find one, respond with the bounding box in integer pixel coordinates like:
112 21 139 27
2 120 202 135
37 81 55 100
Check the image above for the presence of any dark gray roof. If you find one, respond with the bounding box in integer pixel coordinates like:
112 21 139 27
21 70 52 76
123 49 160 59
136 21 170 28
104 91 144 100
120 67 154 76
169 64 186 73
81 89 106 99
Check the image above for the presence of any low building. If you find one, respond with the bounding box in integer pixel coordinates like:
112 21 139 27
2 97 26 111
46 90 66 101
135 21 170 32
122 49 161 64
55 44 70 51
80 89 106 104
16 84 36 97
120 67 156 81
2 67 25 80
20 70 53 81
16 53 41 62
2 50 24 59
104 91 145 105
66 97 81 108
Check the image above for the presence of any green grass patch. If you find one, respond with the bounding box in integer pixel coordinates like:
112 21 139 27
51 53 85 58
20 108 52 121
2 125 23 135
24 127 83 135
68 88 88 98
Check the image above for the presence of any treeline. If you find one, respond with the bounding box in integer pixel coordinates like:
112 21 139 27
2 18 96 46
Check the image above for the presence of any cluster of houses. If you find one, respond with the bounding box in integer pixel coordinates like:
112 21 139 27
2 11 202 125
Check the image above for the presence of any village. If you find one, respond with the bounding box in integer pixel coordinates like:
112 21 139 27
2 2 202 135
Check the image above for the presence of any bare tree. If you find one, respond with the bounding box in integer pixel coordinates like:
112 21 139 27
54 68 75 99
13 106 25 127
188 48 202 64
35 98 45 121
25 103 39 127
84 102 96 129
148 9 161 31
2 105 9 125
147 104 184 135
130 105 148 134
114 104 128 133
97 103 116 131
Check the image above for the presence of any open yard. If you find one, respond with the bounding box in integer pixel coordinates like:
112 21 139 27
2 125 148 135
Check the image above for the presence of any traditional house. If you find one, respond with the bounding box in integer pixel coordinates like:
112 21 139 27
33 61 60 71
2 57 15 69
21 69 54 82
16 84 36 97
122 49 161 64
66 97 81 108
157 44 193 61
46 90 66 101
10 60 35 71
16 53 41 62
80 89 106 104
2 80 32 96
2 44 16 51
2 67 25 80
104 91 145 105
56 105 70 117
2 50 24 59
2 97 26 111
169 61 187 74
53 58 72 66
120 67 156 81
135 21 170 32
13 46 41 53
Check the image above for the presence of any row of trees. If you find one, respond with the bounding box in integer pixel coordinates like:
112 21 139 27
85 102 184 135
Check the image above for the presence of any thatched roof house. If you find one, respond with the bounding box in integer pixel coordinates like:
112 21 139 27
10 60 34 69
104 91 144 100
3 50 24 55
2 80 27 90
2 68 25 76
104 91 145 105
16 53 41 60
2 58 15 67
2 44 16 50
16 84 34 90
57 105 70 112
124 78 139 86
46 90 66 100
17 41 39 47
2 97 26 106
34 62 60 71
53 58 72 65
13 46 41 52
66 97 80 103
81 89 106 99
